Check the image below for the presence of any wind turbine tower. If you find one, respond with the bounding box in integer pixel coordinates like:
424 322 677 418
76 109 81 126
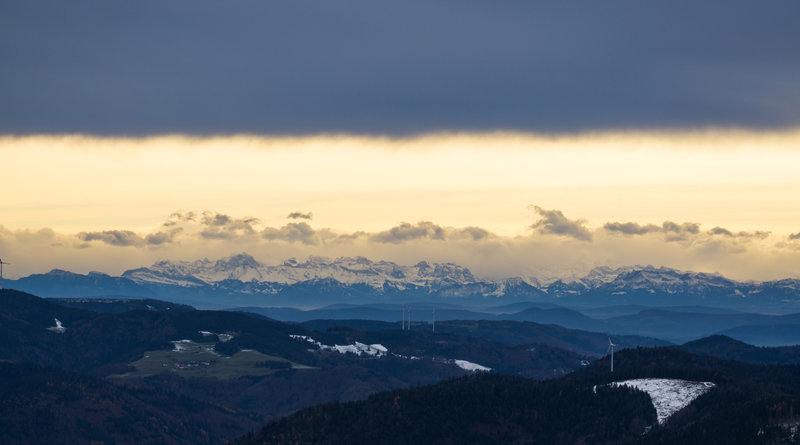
432 308 436 333
0 258 8 290
607 335 618 372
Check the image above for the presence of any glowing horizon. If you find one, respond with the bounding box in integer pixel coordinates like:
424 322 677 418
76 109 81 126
3 130 800 234
2 130 800 282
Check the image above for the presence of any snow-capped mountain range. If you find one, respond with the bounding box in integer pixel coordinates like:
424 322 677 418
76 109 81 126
122 254 478 290
7 253 800 310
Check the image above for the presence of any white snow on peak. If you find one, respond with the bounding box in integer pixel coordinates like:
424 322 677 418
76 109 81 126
454 359 491 372
114 253 772 297
579 266 636 287
124 253 477 289
610 378 715 424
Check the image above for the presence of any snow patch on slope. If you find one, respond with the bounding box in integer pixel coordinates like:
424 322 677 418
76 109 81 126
290 335 490 371
46 318 66 333
610 378 715 424
290 335 387 357
453 359 491 372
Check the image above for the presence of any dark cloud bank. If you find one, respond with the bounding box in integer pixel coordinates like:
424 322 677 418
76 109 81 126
2 1 799 135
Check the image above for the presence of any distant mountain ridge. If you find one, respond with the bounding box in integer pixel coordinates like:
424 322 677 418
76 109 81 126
7 253 800 310
122 254 479 289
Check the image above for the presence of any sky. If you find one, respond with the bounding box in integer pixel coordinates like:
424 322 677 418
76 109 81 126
1 1 800 281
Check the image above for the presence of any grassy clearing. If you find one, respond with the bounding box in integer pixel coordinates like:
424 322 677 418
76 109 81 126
110 340 312 379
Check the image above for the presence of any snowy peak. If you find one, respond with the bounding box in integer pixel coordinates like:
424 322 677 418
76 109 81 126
123 254 265 286
15 257 800 308
579 266 636 287
548 265 736 294
122 253 479 289
214 253 261 271
601 266 737 294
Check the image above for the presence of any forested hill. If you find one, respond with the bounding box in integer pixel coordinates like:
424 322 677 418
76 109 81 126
232 373 656 445
0 362 260 445
680 334 800 365
237 347 800 445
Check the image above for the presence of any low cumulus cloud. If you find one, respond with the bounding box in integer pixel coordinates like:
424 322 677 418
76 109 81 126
709 227 770 239
163 210 196 227
663 221 701 236
530 206 592 241
287 211 313 220
78 230 145 247
370 221 445 244
144 228 184 245
262 222 319 245
201 211 233 227
456 226 491 241
78 228 184 247
331 231 368 244
604 220 701 241
199 211 260 240
604 220 769 243
369 221 491 244
603 222 661 235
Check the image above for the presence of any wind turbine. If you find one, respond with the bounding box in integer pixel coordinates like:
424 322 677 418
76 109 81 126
607 334 618 372
0 258 8 290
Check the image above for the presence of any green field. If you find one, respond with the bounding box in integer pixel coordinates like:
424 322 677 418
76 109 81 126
110 340 312 379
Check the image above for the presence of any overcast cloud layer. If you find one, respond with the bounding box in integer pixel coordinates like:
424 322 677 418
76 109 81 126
2 1 799 134
3 208 800 283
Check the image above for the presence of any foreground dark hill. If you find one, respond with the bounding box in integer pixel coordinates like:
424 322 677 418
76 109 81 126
233 373 655 445
0 362 259 445
577 347 800 444
237 347 800 445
